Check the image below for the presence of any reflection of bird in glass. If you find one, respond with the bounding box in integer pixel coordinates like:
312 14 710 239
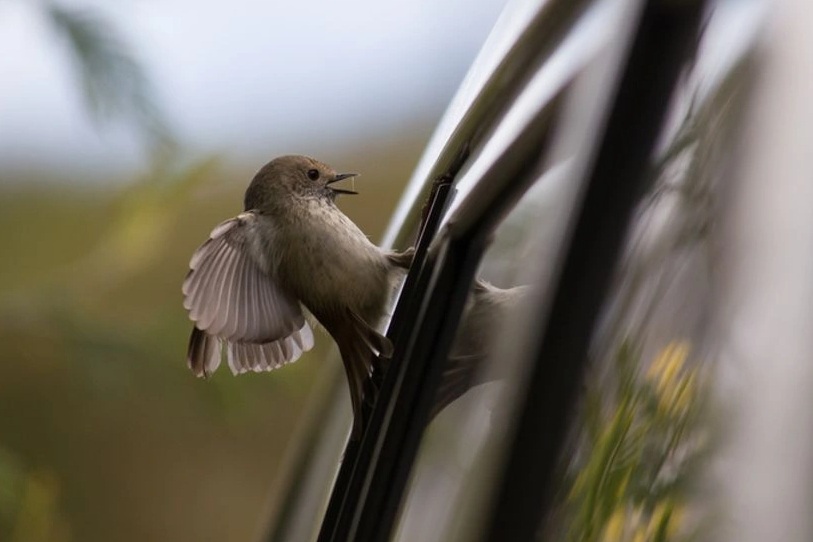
432 280 530 419
182 155 413 438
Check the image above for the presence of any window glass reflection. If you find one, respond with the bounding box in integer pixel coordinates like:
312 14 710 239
542 2 762 539
391 161 576 542
392 0 764 540
390 2 639 539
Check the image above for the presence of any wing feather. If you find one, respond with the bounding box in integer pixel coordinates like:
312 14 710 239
217 324 311 375
183 213 315 376
187 327 223 377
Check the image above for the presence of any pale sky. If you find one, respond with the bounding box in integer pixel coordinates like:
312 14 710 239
0 0 507 177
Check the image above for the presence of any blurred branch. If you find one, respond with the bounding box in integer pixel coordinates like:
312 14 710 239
44 2 177 158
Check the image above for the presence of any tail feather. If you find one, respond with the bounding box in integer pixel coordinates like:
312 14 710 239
335 333 374 440
430 353 483 420
328 308 393 440
346 309 393 358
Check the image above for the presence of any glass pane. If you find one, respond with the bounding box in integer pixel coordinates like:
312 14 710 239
391 0 641 539
391 166 573 542
539 1 765 540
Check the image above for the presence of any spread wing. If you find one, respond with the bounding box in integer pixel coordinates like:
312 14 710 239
187 324 314 377
182 212 314 376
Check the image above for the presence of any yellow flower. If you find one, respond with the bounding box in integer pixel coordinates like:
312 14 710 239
648 342 689 389
650 501 669 523
647 501 673 539
616 471 631 501
672 372 697 416
667 503 686 538
647 342 692 415
601 508 627 542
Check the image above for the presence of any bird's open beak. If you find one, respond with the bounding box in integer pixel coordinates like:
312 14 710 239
327 173 359 195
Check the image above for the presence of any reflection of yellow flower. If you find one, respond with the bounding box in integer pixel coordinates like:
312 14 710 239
616 471 631 502
596 500 686 542
672 373 696 416
647 342 694 416
647 342 689 392
601 508 626 542
648 501 672 537
566 339 704 542
667 503 686 538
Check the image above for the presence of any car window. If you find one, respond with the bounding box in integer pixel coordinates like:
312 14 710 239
390 0 645 539
391 0 765 540
390 166 572 542
540 2 764 539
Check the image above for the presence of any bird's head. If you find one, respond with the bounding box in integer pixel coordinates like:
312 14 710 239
244 155 358 211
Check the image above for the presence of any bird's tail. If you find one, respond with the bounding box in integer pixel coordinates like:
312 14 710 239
430 353 484 420
346 309 393 358
334 309 393 440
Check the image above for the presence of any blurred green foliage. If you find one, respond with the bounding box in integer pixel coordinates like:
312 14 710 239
0 138 421 541
1 2 426 539
0 446 69 542
559 341 709 542
548 53 749 542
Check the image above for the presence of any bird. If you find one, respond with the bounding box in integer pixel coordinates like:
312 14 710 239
431 280 530 419
182 155 413 438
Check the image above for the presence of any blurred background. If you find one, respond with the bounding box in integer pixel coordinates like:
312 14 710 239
0 0 507 540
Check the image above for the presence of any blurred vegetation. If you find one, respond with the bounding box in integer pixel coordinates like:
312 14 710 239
0 145 419 542
545 44 748 542
0 2 426 541
43 1 176 155
557 341 710 542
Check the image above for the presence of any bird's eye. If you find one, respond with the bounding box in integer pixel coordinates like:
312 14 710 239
307 169 320 180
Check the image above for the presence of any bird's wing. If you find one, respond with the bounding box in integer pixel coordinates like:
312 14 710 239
224 326 314 375
182 212 314 376
187 324 314 377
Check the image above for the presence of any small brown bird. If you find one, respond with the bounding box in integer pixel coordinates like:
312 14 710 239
182 155 412 437
431 280 530 419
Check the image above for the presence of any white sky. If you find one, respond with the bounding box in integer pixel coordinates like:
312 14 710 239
0 0 507 177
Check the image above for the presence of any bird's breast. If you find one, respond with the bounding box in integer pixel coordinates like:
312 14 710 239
276 203 392 324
